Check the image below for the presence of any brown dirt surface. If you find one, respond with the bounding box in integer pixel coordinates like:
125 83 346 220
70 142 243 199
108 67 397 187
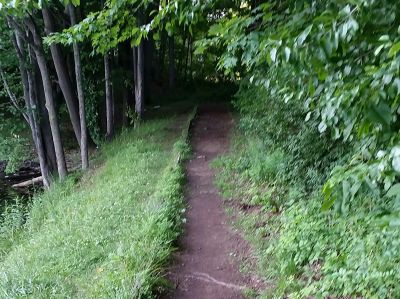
163 104 255 299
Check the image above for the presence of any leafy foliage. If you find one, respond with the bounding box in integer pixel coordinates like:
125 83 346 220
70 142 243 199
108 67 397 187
0 115 31 174
199 0 400 209
213 89 400 296
206 3 400 291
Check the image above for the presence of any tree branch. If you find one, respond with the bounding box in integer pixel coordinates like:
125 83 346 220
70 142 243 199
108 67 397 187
0 66 29 123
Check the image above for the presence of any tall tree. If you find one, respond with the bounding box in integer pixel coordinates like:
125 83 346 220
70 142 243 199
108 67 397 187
168 35 176 89
158 28 167 81
42 6 82 147
34 66 58 174
68 3 88 170
134 42 144 121
134 11 145 121
24 17 68 179
104 52 114 139
12 32 52 187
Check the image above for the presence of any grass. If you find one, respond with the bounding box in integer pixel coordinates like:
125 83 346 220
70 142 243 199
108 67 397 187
0 110 195 298
213 122 400 298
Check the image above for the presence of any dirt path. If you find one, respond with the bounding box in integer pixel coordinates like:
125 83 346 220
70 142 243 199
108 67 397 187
163 105 250 299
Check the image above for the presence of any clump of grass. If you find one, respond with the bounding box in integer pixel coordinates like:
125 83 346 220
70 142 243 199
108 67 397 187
0 113 193 298
214 125 400 298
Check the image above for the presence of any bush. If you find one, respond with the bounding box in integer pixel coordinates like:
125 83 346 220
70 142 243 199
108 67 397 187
212 81 400 297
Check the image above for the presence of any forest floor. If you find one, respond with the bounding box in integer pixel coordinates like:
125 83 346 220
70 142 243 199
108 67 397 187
163 104 258 299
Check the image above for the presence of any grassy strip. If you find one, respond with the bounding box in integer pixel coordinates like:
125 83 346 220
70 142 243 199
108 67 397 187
0 109 195 298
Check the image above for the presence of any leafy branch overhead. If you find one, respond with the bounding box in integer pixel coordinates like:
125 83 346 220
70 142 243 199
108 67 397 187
45 0 204 54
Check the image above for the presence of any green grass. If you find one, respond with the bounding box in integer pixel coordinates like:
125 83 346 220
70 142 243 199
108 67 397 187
0 111 194 298
213 126 400 299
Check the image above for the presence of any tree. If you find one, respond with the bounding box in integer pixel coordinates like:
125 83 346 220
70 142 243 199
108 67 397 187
13 33 52 187
168 35 176 89
68 3 88 169
42 5 82 147
104 52 114 139
24 17 68 179
133 9 145 121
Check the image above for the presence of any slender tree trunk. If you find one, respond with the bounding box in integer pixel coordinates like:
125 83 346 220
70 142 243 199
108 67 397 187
26 47 52 187
132 45 138 122
104 53 114 140
184 36 191 82
134 41 145 121
168 35 176 89
68 4 88 170
159 28 167 81
133 47 138 87
42 7 82 147
119 41 132 127
34 65 58 174
26 18 67 180
177 34 187 80
144 34 154 104
134 11 145 121
189 39 193 82
122 87 128 127
11 33 52 187
0 67 28 122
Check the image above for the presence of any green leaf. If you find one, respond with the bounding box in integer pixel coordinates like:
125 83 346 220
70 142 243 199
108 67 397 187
367 102 392 129
341 180 350 215
284 47 291 62
379 35 390 42
296 25 313 46
321 196 335 211
388 42 400 57
374 44 384 56
270 48 277 62
386 183 400 198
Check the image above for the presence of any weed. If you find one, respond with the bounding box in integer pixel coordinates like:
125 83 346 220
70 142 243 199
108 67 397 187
0 113 193 298
213 84 400 298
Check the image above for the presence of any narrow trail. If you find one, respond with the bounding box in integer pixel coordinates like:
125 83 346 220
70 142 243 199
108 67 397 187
163 105 250 299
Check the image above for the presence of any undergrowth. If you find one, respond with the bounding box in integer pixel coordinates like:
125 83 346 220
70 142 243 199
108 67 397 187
0 117 31 174
213 85 400 298
0 111 194 298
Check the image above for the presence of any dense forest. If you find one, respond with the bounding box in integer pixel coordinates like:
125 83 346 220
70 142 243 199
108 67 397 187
1 0 400 298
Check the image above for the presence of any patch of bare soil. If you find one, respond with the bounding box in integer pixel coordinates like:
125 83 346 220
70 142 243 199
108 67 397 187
163 104 258 299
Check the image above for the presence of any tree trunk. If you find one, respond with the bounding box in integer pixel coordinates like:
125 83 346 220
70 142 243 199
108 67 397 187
104 53 114 140
144 34 154 104
184 36 191 82
168 35 176 89
26 45 52 187
119 41 132 127
69 4 88 170
34 65 58 174
177 34 187 80
133 11 145 121
6 22 52 187
133 47 137 82
159 28 167 81
189 39 193 82
42 7 82 147
122 87 128 127
134 42 145 121
0 67 28 122
13 33 51 187
26 18 67 180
